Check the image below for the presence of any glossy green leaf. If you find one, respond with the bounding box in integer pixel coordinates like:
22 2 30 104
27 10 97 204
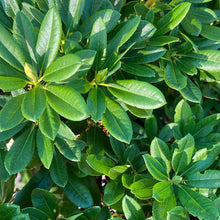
89 17 107 70
101 97 132 143
150 36 179 46
130 178 154 200
121 63 155 77
108 80 166 109
153 194 177 220
143 154 168 181
1 0 20 18
57 121 76 140
0 94 24 131
39 104 60 140
22 207 50 220
13 12 38 72
86 154 115 175
125 104 152 118
167 206 190 220
36 8 62 72
0 150 10 181
0 77 26 92
180 78 202 103
181 13 201 36
55 137 85 161
108 165 128 180
87 87 106 122
64 172 93 208
49 149 68 187
46 84 89 121
22 87 46 122
104 181 125 206
0 62 26 79
185 170 220 188
150 137 171 174
165 62 187 90
31 188 58 219
153 181 173 202
0 24 25 71
184 145 220 175
5 128 35 175
0 204 20 219
178 185 218 220
79 9 120 38
155 2 191 36
43 54 82 82
122 195 145 220
123 46 166 64
36 130 54 169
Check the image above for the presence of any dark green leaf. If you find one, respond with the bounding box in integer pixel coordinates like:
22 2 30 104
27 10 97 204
0 204 20 220
0 150 10 181
22 207 50 220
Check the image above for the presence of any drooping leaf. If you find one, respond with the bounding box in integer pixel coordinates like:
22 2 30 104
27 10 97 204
36 8 62 72
122 195 145 220
39 104 60 140
87 87 106 122
36 130 54 169
31 188 58 219
101 97 132 143
49 149 68 188
0 94 24 131
46 84 89 121
21 87 46 122
43 54 82 82
108 80 166 109
177 185 219 220
5 127 35 175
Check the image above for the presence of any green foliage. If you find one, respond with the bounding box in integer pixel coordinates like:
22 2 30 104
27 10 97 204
0 0 220 219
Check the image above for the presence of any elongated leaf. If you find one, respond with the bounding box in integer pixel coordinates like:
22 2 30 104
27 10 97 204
5 128 35 174
122 195 145 220
79 9 120 37
150 36 179 47
89 17 107 70
22 207 50 220
181 13 201 36
165 62 187 90
101 97 132 143
1 0 19 18
0 62 26 79
143 154 168 181
104 182 125 206
36 8 62 72
155 2 191 36
22 87 46 122
201 24 220 42
172 134 195 174
150 137 171 174
123 46 166 64
0 95 24 131
13 12 38 73
86 154 115 175
185 170 220 188
55 137 85 161
49 149 68 187
43 54 82 82
57 121 76 140
106 16 140 63
0 24 25 71
153 181 173 202
32 188 58 219
153 194 177 220
108 80 166 109
0 77 26 92
125 104 152 118
36 130 54 169
0 204 20 220
180 78 202 103
46 84 89 121
0 150 10 181
87 87 106 122
39 104 60 140
178 185 218 220
64 172 93 208
184 145 220 175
